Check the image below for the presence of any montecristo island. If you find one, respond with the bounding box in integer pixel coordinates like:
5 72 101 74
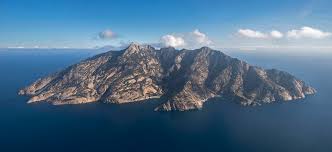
19 43 316 111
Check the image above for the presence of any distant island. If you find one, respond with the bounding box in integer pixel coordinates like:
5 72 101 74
19 43 316 111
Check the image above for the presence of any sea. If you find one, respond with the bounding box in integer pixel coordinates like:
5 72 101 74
0 48 332 152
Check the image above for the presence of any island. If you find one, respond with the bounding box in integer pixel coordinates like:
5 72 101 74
19 43 316 111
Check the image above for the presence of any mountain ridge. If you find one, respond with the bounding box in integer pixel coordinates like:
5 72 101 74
19 43 316 111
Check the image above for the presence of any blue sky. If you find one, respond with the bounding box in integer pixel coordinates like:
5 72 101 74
1 0 332 50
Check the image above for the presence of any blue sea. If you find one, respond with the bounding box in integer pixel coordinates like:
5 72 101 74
1 49 332 152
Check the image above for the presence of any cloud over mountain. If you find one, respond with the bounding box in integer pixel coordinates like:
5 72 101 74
160 35 185 47
189 29 213 45
98 29 117 39
159 29 213 48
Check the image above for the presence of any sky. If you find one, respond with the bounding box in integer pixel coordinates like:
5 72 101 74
1 0 332 51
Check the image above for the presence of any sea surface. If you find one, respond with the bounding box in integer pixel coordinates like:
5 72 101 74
1 49 332 152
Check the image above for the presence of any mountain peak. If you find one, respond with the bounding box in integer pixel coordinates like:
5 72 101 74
126 42 141 50
200 46 212 50
123 42 151 55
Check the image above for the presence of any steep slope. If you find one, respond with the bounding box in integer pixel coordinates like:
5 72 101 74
19 43 316 111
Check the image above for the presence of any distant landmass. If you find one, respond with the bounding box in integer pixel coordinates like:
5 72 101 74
19 43 316 111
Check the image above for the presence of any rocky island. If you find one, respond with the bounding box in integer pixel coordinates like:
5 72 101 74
19 43 316 111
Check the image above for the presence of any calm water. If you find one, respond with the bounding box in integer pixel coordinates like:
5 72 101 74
1 49 332 152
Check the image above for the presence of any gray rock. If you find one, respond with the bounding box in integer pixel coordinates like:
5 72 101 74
19 43 316 111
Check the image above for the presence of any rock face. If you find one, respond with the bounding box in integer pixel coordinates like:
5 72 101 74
19 43 316 111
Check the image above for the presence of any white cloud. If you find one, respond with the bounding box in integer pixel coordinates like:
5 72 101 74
98 29 117 39
159 29 213 48
190 29 213 45
238 29 268 39
270 30 283 39
287 26 331 39
160 34 185 47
